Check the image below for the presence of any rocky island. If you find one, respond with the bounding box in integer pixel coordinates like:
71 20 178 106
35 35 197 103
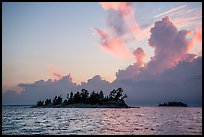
31 88 129 108
158 101 187 107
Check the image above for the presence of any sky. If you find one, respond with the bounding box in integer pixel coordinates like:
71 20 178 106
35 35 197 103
2 2 202 106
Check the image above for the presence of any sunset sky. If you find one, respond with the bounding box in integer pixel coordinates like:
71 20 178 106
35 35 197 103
2 2 202 106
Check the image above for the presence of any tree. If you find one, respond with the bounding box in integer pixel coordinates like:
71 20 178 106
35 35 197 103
67 93 69 100
89 91 96 104
99 90 104 103
45 99 52 106
74 91 82 103
115 88 124 101
68 92 74 104
52 96 58 105
63 99 67 105
109 89 116 101
120 94 127 104
81 89 89 104
57 95 62 105
37 100 44 106
89 91 101 104
53 95 62 105
121 94 127 100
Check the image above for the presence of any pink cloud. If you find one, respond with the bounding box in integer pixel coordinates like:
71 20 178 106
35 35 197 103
99 2 127 11
133 47 146 67
95 2 150 59
115 47 146 80
190 27 202 56
194 27 202 44
48 65 66 81
135 24 153 41
115 17 200 82
95 28 131 59
53 72 63 80
99 2 141 40
146 16 196 74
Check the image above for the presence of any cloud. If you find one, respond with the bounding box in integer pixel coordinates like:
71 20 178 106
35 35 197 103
170 7 202 29
172 15 202 29
153 4 188 18
153 4 202 31
95 2 148 59
194 27 202 44
112 16 201 106
48 65 64 80
133 47 146 67
100 2 141 39
146 16 196 74
80 75 116 95
113 57 202 106
135 24 153 41
106 10 128 37
2 75 114 105
53 73 63 80
115 64 143 81
99 2 139 36
2 57 202 106
95 2 157 60
94 28 131 59
2 75 77 105
99 2 125 10
114 47 145 80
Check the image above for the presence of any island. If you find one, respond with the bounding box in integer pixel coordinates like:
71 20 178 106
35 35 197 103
31 88 129 108
158 101 187 107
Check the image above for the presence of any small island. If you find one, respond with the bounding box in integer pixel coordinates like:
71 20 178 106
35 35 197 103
32 88 129 108
158 101 187 107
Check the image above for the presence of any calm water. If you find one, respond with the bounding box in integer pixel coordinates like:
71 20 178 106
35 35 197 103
2 106 202 135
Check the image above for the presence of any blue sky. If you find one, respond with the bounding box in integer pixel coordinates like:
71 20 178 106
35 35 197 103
2 2 202 93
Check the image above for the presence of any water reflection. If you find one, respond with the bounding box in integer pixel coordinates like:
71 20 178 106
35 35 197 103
2 106 202 135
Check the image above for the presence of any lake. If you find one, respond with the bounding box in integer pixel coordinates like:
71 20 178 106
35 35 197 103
2 106 202 135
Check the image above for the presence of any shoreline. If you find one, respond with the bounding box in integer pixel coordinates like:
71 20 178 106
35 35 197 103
31 103 130 108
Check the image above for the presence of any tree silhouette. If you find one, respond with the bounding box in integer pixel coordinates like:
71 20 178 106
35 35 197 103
52 95 62 105
159 101 187 107
68 92 74 104
45 99 52 106
115 88 123 101
73 91 82 103
99 90 104 103
109 89 116 101
37 100 44 106
36 88 128 107
81 89 89 104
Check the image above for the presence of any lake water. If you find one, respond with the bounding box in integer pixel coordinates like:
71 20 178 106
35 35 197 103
2 106 202 135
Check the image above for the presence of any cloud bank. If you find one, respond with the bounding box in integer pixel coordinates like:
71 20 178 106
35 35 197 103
3 56 202 106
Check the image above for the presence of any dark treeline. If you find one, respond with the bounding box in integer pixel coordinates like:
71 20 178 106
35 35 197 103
158 101 187 107
36 87 128 107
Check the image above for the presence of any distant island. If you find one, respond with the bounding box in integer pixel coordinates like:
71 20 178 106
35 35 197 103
158 101 187 107
32 88 129 108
